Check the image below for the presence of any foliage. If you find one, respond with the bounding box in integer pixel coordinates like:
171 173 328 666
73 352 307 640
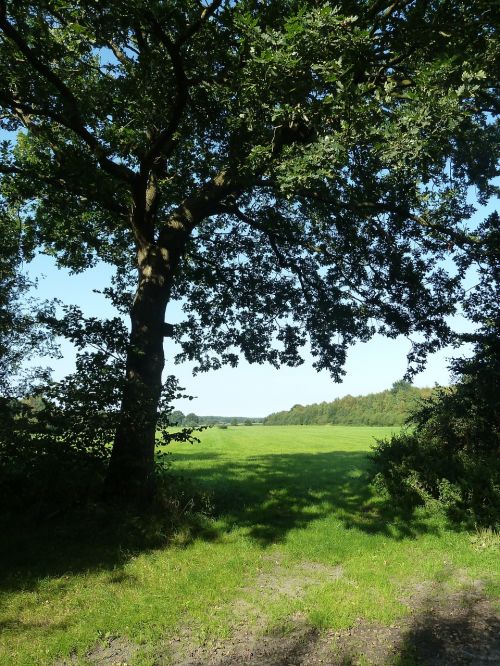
0 308 122 512
0 201 67 512
0 206 55 396
371 212 500 528
183 412 200 427
0 305 202 512
168 409 186 426
265 382 433 426
0 0 497 366
0 0 498 493
371 419 499 528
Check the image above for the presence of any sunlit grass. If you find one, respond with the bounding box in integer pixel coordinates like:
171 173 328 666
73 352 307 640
1 426 498 665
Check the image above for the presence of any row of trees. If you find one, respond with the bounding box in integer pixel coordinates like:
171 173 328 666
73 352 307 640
264 381 434 426
168 411 261 426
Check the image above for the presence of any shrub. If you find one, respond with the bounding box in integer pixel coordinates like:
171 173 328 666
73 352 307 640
0 356 116 515
371 319 500 528
372 429 499 526
0 308 203 515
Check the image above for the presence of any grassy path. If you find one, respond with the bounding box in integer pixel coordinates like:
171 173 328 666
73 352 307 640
0 426 498 665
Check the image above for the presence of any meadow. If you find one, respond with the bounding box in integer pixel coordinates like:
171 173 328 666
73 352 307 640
0 426 498 665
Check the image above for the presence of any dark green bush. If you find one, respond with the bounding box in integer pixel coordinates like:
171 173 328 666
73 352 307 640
0 308 201 515
371 319 500 528
0 373 114 516
372 429 499 527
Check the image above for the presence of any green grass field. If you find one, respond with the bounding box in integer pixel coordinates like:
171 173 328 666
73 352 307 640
1 426 498 665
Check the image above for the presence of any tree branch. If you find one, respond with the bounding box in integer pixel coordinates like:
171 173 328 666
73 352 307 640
0 163 126 216
107 41 133 67
141 15 191 174
176 0 225 47
142 2 226 172
218 204 372 306
158 170 244 248
0 5 135 186
0 91 70 130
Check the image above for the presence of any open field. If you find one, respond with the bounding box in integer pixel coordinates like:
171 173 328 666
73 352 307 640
1 426 499 665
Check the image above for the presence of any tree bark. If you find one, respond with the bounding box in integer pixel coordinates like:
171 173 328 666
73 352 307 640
104 172 239 501
105 248 171 501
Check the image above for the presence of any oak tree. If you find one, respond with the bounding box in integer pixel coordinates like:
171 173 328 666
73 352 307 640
0 0 498 498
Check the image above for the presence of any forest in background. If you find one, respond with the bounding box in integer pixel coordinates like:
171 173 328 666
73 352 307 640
168 411 263 426
263 381 434 426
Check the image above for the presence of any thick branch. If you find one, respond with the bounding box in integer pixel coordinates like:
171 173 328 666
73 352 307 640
158 170 244 247
108 41 133 67
142 1 226 171
142 16 190 172
0 5 135 185
0 91 70 130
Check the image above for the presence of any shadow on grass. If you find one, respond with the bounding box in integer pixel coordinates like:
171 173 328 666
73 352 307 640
161 569 500 665
0 477 219 595
394 597 500 665
171 449 435 546
1 448 431 595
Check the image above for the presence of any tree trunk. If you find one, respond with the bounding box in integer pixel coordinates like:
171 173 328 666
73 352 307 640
103 176 231 501
105 256 170 501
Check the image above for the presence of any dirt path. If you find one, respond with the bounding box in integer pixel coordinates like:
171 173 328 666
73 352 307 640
72 561 500 666
159 565 499 666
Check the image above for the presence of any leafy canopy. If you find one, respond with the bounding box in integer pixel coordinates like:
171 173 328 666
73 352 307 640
0 0 498 379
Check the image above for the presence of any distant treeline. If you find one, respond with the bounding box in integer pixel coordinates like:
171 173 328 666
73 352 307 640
168 411 263 426
264 381 435 426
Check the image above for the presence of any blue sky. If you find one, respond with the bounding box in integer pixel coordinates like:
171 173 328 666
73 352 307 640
25 250 475 417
